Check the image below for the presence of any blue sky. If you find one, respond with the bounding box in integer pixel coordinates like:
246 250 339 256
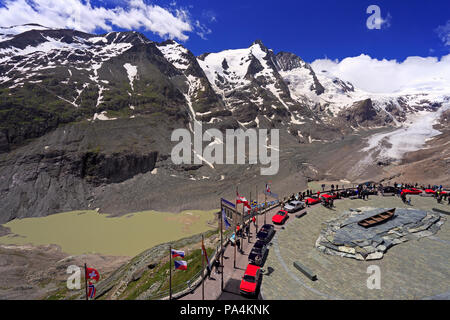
0 0 449 62
184 0 450 62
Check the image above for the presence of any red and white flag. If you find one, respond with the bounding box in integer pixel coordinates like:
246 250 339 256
236 191 251 209
236 191 247 204
86 267 100 282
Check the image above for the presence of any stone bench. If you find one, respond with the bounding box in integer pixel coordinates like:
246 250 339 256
293 261 317 281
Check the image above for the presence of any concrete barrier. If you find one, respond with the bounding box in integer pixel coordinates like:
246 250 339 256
432 208 450 215
295 211 306 218
293 261 317 281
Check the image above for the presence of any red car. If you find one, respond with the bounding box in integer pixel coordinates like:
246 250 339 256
425 189 448 195
321 193 337 200
272 210 288 224
305 196 321 205
402 188 422 195
240 264 261 296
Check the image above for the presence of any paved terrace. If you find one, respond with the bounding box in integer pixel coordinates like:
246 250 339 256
262 195 449 300
182 194 449 300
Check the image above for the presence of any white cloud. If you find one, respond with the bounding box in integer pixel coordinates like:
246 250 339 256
195 20 212 40
0 0 201 41
436 20 450 46
311 54 450 94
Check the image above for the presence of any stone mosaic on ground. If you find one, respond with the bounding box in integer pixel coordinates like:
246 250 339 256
316 207 445 260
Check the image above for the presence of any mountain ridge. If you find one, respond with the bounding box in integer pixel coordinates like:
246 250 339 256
0 24 448 222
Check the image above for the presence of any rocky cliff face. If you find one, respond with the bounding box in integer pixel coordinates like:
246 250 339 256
338 98 393 128
0 116 178 222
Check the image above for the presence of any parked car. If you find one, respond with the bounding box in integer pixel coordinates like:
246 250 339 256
248 240 268 266
321 193 337 200
426 189 448 195
383 186 398 194
284 200 305 213
256 224 275 243
305 196 321 205
240 264 261 296
365 189 378 195
341 189 357 198
402 188 422 195
272 210 289 224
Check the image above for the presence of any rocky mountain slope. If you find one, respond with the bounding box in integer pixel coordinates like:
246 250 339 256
0 24 448 222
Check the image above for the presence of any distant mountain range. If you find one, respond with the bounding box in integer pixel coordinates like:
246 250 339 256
0 24 448 222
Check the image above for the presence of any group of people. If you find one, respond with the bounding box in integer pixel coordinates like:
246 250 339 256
435 189 449 204
321 184 340 192
356 184 372 200
393 182 420 189
400 191 412 205
394 182 449 205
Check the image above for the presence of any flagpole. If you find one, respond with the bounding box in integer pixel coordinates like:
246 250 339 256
249 191 252 243
169 245 172 300
220 204 224 292
202 234 205 301
234 187 237 269
264 185 267 225
249 191 251 243
255 185 258 238
84 263 88 301
241 202 244 251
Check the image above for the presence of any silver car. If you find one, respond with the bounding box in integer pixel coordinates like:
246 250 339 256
284 200 305 213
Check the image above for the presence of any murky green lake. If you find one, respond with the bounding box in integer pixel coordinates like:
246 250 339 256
0 209 218 256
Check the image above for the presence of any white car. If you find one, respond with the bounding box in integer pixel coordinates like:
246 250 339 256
284 200 305 213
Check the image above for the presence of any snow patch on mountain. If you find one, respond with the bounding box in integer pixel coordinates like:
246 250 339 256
123 63 138 91
0 35 90 63
92 111 117 121
0 24 51 36
197 46 254 95
156 41 189 70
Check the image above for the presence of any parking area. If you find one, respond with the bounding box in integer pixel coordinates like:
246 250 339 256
181 191 449 300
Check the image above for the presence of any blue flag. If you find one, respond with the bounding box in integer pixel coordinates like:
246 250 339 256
222 208 230 229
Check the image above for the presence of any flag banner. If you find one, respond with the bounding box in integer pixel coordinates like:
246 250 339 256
86 267 100 282
88 282 96 299
264 183 278 199
237 191 251 209
201 240 211 269
171 249 185 258
236 195 247 204
221 198 235 208
264 190 278 199
222 208 231 229
174 260 188 270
